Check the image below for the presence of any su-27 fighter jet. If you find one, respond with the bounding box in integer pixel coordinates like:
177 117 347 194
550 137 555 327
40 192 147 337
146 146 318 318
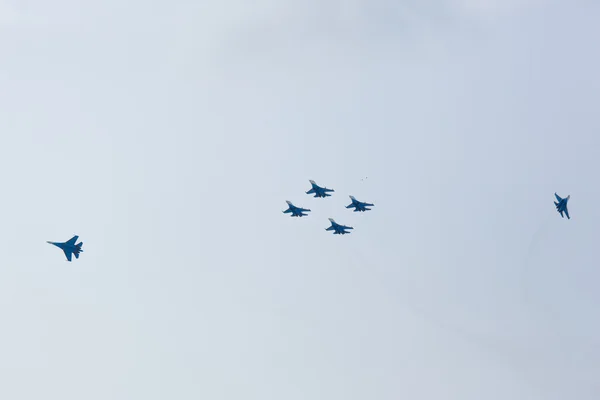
325 218 353 235
306 180 334 198
346 195 374 212
282 201 311 217
554 193 571 219
47 235 83 261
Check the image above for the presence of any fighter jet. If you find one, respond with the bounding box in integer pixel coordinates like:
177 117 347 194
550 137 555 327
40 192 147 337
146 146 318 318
325 218 353 235
554 193 571 219
47 235 83 261
306 180 334 198
346 195 374 212
282 201 311 217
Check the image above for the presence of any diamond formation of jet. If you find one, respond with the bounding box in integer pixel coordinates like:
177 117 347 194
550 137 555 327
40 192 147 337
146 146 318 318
284 179 374 235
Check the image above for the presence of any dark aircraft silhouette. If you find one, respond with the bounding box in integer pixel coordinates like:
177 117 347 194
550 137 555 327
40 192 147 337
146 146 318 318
282 201 311 217
554 193 571 219
306 180 334 198
47 235 83 261
346 195 374 212
325 218 353 235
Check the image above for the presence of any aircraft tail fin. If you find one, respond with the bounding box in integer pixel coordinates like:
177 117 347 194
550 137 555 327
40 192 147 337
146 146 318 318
74 242 83 256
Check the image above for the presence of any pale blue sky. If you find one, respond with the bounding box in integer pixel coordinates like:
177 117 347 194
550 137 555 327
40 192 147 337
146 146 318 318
0 1 598 399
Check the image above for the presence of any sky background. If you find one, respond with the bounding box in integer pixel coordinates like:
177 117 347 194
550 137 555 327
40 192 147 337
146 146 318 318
0 0 599 399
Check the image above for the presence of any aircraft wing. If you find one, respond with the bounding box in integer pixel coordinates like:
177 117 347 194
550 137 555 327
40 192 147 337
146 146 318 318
564 207 570 219
63 249 72 262
66 235 79 245
555 193 563 202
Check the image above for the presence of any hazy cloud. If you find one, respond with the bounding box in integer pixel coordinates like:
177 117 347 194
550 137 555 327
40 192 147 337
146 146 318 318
0 1 599 399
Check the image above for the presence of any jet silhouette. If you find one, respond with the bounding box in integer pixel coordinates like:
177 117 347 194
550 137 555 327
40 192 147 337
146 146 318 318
282 201 311 217
325 218 353 235
47 235 83 261
306 180 334 198
554 193 570 219
346 195 374 212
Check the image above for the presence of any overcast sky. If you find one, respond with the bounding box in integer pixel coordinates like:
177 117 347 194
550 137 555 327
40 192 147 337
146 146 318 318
0 1 599 399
